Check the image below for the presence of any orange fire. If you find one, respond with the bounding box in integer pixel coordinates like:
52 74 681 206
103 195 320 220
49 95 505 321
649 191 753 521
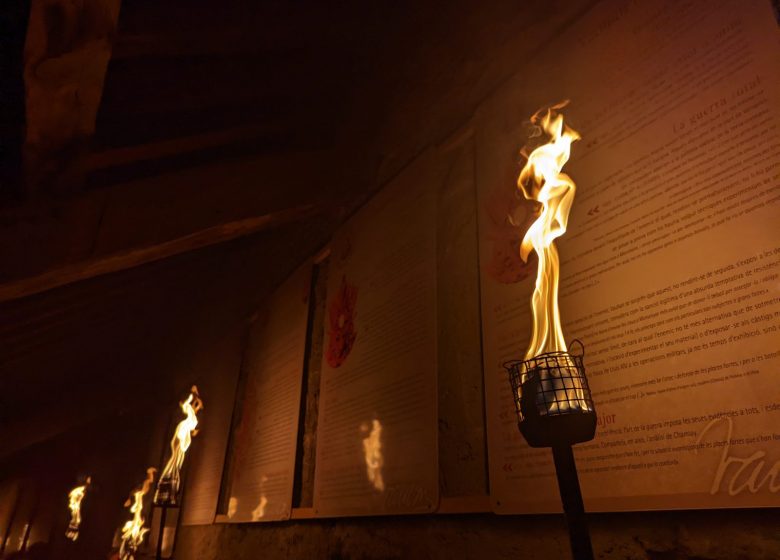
157 386 203 502
119 468 156 560
65 477 90 541
517 101 580 361
515 102 592 414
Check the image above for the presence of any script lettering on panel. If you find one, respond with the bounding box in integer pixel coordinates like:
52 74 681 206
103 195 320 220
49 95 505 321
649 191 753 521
478 0 780 512
222 261 311 522
313 151 443 517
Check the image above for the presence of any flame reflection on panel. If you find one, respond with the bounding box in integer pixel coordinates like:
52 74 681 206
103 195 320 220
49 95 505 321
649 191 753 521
250 474 270 521
516 101 589 412
119 468 156 560
65 476 90 541
361 419 385 492
251 495 268 521
227 497 238 518
155 386 203 505
16 524 29 552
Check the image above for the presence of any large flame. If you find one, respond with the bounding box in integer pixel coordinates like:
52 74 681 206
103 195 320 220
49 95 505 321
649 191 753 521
157 386 203 501
119 468 156 560
65 477 90 541
517 101 580 360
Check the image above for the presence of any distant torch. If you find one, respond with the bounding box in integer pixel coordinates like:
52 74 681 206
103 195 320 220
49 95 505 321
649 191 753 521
154 386 203 506
119 468 156 560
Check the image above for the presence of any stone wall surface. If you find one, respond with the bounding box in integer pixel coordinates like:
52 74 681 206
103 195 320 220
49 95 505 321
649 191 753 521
177 509 780 560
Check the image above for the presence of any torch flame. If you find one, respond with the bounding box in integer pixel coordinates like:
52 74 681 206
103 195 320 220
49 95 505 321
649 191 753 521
517 101 580 360
157 385 203 502
119 468 156 560
65 476 90 541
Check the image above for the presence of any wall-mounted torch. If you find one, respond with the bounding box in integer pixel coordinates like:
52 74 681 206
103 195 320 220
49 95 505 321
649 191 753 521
154 385 203 506
119 468 156 560
65 476 90 541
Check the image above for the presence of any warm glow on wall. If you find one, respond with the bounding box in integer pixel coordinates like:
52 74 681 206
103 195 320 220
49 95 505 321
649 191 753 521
361 419 385 492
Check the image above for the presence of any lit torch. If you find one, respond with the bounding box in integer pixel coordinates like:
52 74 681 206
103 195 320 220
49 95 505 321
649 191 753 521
154 386 203 506
65 476 91 541
504 101 596 560
119 468 156 560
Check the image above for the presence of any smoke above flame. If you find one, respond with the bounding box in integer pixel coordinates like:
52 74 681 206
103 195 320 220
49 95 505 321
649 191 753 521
157 386 203 502
65 477 90 541
119 468 156 560
517 101 580 360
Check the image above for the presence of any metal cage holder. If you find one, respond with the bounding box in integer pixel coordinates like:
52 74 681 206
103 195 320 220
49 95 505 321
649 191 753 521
504 339 596 448
119 539 140 560
150 464 190 560
153 479 177 507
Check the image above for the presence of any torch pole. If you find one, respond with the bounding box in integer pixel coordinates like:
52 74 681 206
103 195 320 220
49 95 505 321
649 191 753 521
155 505 167 560
552 445 594 560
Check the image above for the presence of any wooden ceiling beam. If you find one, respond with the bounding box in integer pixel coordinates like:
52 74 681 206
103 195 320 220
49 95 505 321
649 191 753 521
83 123 282 171
0 203 324 304
0 149 345 302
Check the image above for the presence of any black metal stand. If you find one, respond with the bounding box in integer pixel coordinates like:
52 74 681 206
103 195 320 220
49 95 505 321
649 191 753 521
504 343 597 560
151 499 182 560
552 445 594 560
151 467 189 559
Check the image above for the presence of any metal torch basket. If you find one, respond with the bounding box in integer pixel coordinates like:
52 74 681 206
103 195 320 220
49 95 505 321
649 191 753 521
153 479 178 506
504 340 597 448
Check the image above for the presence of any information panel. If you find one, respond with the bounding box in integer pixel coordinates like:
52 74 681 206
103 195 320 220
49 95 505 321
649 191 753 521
313 151 443 517
478 0 780 512
223 261 311 522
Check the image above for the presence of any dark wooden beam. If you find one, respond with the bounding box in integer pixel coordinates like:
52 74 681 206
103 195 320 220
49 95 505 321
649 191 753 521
83 124 283 171
0 204 322 303
0 149 343 283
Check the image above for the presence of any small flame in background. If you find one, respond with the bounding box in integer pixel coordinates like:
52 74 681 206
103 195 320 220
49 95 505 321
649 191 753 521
516 101 589 413
361 419 385 492
156 386 203 502
119 468 156 560
65 477 90 541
